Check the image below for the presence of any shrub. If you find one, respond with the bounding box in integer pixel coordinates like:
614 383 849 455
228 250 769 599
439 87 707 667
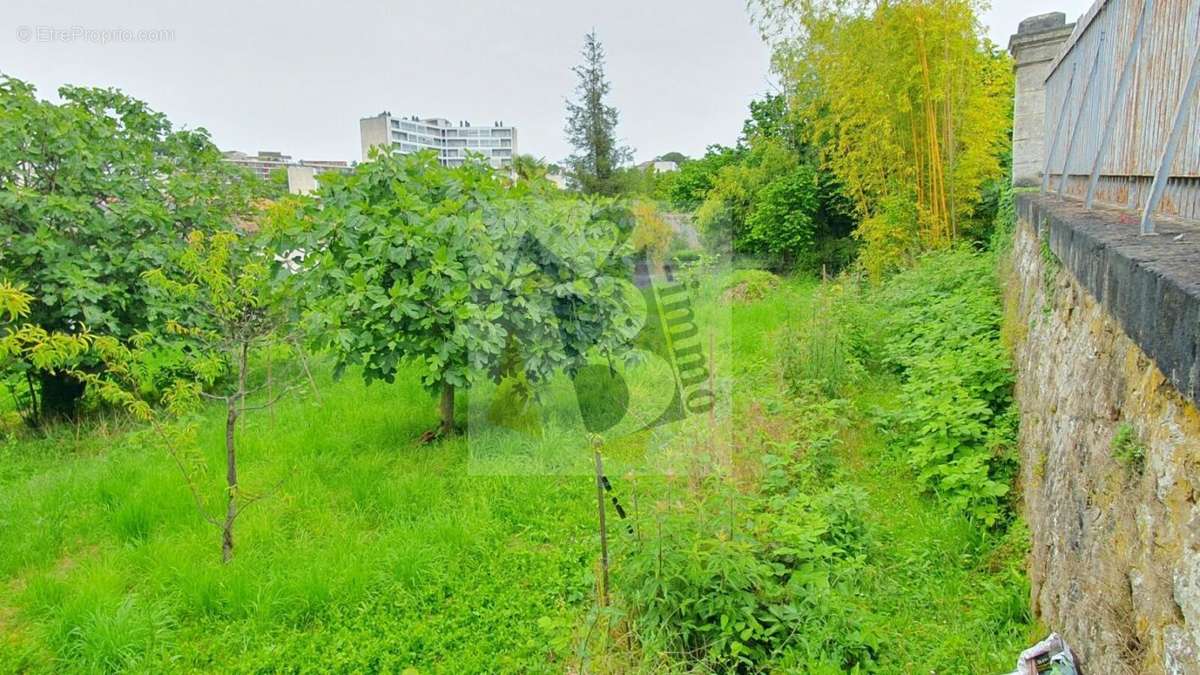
0 76 261 421
618 483 877 672
742 166 819 266
721 269 780 303
616 390 878 672
873 247 1018 527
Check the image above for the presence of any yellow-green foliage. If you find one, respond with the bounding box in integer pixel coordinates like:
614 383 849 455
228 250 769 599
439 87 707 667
757 0 1013 278
1 281 88 371
630 200 674 263
0 280 31 322
1 280 157 424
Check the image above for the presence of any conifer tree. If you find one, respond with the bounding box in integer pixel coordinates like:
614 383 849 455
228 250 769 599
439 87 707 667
564 31 632 195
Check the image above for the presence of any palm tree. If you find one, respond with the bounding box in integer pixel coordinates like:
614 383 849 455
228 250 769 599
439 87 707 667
512 154 548 181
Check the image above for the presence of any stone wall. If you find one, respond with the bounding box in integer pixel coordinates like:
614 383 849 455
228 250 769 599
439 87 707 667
1009 204 1200 674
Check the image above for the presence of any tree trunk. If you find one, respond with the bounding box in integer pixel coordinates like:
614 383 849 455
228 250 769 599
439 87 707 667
440 382 455 436
222 395 238 564
222 343 247 564
37 370 86 422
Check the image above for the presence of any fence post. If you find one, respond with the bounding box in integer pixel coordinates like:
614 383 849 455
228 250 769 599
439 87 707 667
593 448 610 607
1141 41 1200 235
1087 0 1155 209
1043 63 1078 195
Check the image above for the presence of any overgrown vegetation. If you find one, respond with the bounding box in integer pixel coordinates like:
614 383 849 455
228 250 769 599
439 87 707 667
603 245 1031 671
0 76 263 423
0 0 1039 670
1 259 1033 672
0 364 603 672
756 0 1013 278
659 95 857 275
617 390 878 672
781 284 866 398
874 248 1018 526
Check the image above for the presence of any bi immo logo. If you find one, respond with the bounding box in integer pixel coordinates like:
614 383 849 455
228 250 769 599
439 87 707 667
466 230 730 477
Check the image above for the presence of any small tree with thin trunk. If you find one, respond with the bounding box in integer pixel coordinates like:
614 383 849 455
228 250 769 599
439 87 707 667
274 150 637 440
84 229 306 562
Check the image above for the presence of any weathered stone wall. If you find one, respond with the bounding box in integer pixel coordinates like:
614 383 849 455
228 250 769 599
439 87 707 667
1009 211 1200 674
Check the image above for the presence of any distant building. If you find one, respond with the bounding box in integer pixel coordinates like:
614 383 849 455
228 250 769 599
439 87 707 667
223 150 292 180
636 160 679 173
545 166 569 190
285 165 320 195
296 158 352 173
359 112 517 169
222 151 351 195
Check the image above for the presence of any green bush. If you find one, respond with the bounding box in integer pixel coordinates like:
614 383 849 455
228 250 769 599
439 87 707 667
873 247 1018 527
0 76 261 421
616 391 878 672
743 166 819 265
721 269 780 303
618 484 877 672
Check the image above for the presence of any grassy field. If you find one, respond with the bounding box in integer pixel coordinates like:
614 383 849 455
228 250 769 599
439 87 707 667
0 267 1035 673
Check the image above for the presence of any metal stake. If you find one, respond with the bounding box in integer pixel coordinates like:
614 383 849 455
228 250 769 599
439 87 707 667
1141 39 1200 235
1060 32 1106 198
593 448 609 607
1087 0 1155 209
1043 63 1078 195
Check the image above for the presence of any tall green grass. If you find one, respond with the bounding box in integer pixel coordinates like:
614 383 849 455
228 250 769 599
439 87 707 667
0 364 602 672
0 264 1033 673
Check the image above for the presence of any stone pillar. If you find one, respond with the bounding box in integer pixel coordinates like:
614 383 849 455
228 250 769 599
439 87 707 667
1009 13 1075 187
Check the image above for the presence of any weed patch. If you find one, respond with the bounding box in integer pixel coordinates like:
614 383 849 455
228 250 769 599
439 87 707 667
1112 423 1146 475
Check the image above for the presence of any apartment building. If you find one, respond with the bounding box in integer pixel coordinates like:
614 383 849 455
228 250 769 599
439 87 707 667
222 150 294 180
222 151 351 194
359 112 517 168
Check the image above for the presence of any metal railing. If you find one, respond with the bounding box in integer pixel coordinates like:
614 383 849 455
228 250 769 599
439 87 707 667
1042 0 1200 233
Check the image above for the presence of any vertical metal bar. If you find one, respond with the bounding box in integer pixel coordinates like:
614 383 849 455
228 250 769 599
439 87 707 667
593 449 609 607
1087 0 1155 209
1141 42 1200 235
1060 32 1107 198
1043 63 1078 195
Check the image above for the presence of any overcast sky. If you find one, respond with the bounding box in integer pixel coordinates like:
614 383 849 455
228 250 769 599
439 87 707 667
3 0 1094 165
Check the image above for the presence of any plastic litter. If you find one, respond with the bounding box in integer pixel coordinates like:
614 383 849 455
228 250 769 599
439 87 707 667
1005 633 1078 675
